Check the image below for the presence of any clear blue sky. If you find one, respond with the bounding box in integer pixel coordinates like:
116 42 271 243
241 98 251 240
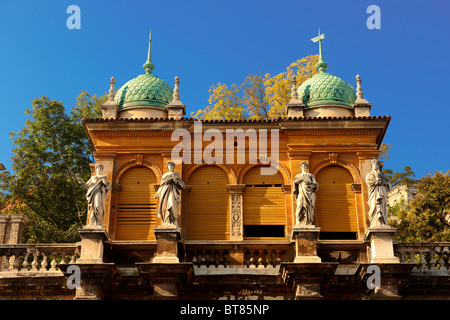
0 0 449 179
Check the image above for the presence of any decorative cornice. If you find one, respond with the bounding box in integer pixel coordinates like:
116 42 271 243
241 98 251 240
287 151 312 160
285 129 381 137
93 131 174 138
356 151 380 160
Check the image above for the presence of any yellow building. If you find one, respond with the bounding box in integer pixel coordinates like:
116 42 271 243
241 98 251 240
1 33 449 301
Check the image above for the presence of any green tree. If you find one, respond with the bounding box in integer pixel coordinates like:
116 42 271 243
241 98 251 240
390 171 450 242
384 165 416 187
0 91 105 243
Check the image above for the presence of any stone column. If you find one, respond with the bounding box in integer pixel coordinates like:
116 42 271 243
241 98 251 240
227 184 246 241
291 227 321 263
8 215 28 244
0 215 10 244
0 215 28 244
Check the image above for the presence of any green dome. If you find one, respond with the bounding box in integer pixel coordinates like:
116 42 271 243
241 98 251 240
297 72 357 108
115 73 173 109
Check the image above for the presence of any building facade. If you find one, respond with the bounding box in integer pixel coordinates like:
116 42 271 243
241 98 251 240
0 34 449 300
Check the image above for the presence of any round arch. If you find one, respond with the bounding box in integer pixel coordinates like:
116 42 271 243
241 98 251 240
311 159 361 184
113 159 162 185
183 163 236 185
237 162 291 185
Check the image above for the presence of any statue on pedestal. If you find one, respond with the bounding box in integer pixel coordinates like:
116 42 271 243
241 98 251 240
293 161 319 227
76 163 111 227
365 159 391 227
154 161 185 227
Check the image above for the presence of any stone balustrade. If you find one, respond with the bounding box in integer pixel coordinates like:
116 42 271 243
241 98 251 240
244 249 287 268
394 242 450 274
184 242 291 269
186 249 230 268
0 241 449 275
0 244 80 275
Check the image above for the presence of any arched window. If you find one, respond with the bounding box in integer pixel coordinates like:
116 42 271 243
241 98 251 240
186 165 230 240
315 166 357 239
243 166 285 239
116 167 157 240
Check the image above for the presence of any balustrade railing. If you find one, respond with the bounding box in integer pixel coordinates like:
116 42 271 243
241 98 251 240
184 244 289 268
2 242 449 276
395 243 450 274
186 249 230 268
0 244 80 275
244 249 286 268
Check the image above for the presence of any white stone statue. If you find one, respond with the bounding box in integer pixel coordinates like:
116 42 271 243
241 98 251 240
154 161 185 227
76 163 111 228
293 161 319 227
366 159 391 227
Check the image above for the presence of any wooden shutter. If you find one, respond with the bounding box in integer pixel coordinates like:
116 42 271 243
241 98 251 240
243 166 285 239
186 166 230 240
315 166 357 232
116 167 157 240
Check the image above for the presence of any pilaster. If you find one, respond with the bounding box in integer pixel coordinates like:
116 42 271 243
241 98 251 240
227 184 246 241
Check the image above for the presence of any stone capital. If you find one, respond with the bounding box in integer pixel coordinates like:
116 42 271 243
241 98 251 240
226 184 246 194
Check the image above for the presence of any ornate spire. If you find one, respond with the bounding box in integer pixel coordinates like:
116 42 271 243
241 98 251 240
290 74 298 100
107 77 116 102
355 74 369 103
167 75 186 119
311 28 328 73
143 30 155 74
172 76 181 102
100 76 119 119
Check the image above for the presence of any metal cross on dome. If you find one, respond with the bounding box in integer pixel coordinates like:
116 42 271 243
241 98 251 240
310 28 328 73
311 28 325 60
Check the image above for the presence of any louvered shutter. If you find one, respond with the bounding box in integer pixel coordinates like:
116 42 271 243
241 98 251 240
116 167 157 240
315 166 357 232
243 166 285 239
186 166 230 240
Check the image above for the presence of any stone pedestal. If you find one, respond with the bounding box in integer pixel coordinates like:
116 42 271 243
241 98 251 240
59 263 117 300
291 226 321 263
0 215 28 244
77 227 109 264
280 262 338 300
136 262 194 299
285 100 305 118
357 263 415 300
152 227 182 263
167 103 186 120
365 227 400 264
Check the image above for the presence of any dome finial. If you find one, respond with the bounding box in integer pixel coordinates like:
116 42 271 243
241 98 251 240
290 73 298 100
173 76 181 102
311 28 328 73
107 77 116 102
143 30 155 74
355 74 370 103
